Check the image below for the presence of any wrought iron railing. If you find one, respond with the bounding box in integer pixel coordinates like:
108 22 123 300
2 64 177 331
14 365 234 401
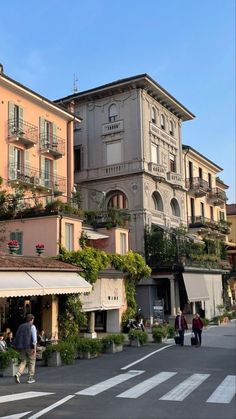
8 119 38 144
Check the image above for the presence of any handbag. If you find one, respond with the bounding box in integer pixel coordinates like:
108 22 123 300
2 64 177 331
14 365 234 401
174 335 181 345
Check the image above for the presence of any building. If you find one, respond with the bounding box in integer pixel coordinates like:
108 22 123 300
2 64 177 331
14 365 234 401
226 204 236 304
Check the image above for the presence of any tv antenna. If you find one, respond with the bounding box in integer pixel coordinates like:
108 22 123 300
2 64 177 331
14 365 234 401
73 74 79 93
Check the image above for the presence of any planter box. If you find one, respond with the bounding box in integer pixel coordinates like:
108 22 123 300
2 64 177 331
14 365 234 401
79 351 98 359
0 360 28 377
46 351 62 367
104 343 123 353
129 338 141 347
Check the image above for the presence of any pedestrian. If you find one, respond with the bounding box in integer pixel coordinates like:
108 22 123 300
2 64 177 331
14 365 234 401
174 310 188 346
13 313 37 384
5 331 14 348
192 313 204 347
0 333 7 351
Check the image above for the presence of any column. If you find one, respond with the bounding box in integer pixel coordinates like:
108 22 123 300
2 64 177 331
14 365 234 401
84 311 97 339
170 278 177 317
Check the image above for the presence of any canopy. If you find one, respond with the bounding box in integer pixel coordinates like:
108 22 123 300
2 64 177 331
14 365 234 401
0 271 92 298
85 230 109 240
182 273 209 302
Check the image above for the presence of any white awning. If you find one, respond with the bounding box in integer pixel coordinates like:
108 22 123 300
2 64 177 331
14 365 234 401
0 272 43 298
182 273 209 302
0 271 92 298
85 231 109 240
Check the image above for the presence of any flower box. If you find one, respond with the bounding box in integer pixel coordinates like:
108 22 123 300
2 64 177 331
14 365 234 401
103 342 123 353
0 360 28 377
46 351 62 367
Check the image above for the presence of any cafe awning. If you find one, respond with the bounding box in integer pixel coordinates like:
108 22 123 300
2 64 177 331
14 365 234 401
0 271 92 298
182 273 209 302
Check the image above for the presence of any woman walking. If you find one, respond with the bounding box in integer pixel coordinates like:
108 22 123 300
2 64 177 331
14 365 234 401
192 313 204 347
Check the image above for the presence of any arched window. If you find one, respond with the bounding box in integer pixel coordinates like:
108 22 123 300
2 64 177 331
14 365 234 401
151 107 156 123
107 191 128 209
152 192 164 212
108 104 118 122
170 198 180 217
160 114 165 130
169 120 174 136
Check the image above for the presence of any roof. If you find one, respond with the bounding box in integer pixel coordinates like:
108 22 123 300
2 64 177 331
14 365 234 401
55 73 195 121
182 144 223 171
226 204 236 215
0 65 80 123
0 255 81 271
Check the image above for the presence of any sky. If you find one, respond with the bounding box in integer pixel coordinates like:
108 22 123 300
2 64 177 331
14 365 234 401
1 0 235 202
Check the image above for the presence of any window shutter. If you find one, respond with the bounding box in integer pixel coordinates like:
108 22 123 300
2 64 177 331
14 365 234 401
40 156 45 185
8 102 14 134
53 160 58 190
10 231 23 255
19 106 24 132
53 123 57 144
39 117 45 145
25 150 30 176
8 145 15 179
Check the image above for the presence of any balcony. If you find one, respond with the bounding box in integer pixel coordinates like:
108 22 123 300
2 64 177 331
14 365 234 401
208 188 228 205
166 171 182 187
102 120 124 135
186 177 210 197
8 119 38 148
40 134 65 159
148 163 166 180
8 164 66 195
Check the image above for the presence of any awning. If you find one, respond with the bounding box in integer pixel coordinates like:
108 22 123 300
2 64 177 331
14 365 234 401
0 272 43 298
182 273 209 302
85 230 109 240
0 271 92 298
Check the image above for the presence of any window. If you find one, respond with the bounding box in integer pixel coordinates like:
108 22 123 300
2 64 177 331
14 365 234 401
120 233 127 255
10 231 23 255
74 146 84 172
169 153 176 172
108 191 128 209
151 107 157 123
200 202 205 218
208 173 212 189
219 211 225 221
65 223 74 251
151 143 159 164
14 147 24 177
152 192 164 212
44 158 51 188
107 141 122 165
108 104 118 122
199 167 203 179
190 198 195 220
210 206 214 220
169 120 174 136
170 198 180 217
189 161 193 179
160 114 165 130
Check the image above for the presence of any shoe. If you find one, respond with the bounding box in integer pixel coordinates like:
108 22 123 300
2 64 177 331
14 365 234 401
14 373 20 384
27 377 36 384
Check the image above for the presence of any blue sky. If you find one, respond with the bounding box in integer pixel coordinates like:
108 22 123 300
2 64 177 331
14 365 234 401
1 0 235 202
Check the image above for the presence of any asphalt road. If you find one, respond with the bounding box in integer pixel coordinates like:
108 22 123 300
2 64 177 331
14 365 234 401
0 321 235 419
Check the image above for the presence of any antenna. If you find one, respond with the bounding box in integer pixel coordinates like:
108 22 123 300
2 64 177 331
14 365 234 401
73 74 79 93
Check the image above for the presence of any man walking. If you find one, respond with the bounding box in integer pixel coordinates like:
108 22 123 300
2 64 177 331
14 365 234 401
13 313 37 384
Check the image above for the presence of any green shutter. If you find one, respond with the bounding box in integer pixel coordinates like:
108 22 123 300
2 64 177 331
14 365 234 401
10 231 23 255
19 106 24 132
8 145 15 179
39 117 45 146
40 156 45 185
53 123 57 144
8 102 14 134
53 160 58 190
25 150 30 176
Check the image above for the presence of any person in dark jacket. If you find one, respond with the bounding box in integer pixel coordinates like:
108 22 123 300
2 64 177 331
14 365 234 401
13 313 37 384
192 313 204 347
175 310 188 346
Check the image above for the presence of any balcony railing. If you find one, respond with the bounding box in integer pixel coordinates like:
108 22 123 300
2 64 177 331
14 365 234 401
188 216 230 235
102 120 124 135
40 134 65 158
8 119 38 147
208 188 228 205
148 163 166 180
166 171 182 187
8 164 66 194
186 177 210 197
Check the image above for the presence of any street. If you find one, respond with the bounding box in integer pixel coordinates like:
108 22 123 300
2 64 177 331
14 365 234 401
0 321 235 419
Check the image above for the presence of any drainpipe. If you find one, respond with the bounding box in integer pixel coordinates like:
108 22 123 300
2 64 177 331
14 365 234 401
58 215 62 253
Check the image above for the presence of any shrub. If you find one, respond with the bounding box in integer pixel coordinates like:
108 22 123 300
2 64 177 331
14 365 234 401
152 325 167 343
42 341 76 365
202 318 210 327
0 348 20 370
128 329 148 345
77 338 102 356
166 324 175 338
101 333 125 351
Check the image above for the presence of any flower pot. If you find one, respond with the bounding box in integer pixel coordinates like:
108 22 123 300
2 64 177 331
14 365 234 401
104 342 123 353
46 351 62 367
79 351 98 359
129 338 141 347
8 246 19 255
0 360 28 377
36 248 44 256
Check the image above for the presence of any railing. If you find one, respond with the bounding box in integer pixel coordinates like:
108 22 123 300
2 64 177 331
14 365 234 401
166 171 182 186
102 120 124 135
40 134 65 157
208 188 227 204
148 163 166 179
8 164 66 193
8 119 38 146
186 177 210 195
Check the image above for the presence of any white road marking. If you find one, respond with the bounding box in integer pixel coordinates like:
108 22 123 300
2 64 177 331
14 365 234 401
121 345 175 370
27 395 75 419
117 371 177 398
206 375 236 404
0 413 31 419
160 373 210 401
0 392 54 404
76 370 145 396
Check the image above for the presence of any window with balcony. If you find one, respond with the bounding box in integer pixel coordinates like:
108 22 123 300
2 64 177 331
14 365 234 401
107 141 122 165
107 191 128 209
8 102 24 134
10 231 23 255
169 120 174 136
160 114 165 130
120 233 127 255
151 107 157 123
65 223 74 251
152 191 164 212
8 145 26 180
169 153 176 172
170 198 180 217
108 104 118 122
74 145 84 172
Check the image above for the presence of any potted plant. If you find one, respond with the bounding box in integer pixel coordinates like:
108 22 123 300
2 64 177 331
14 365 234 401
77 338 102 359
8 239 19 254
35 243 45 256
42 341 76 367
101 334 125 353
152 324 167 343
128 329 148 347
0 348 20 376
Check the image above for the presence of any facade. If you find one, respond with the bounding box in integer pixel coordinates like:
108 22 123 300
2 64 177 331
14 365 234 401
226 204 236 303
